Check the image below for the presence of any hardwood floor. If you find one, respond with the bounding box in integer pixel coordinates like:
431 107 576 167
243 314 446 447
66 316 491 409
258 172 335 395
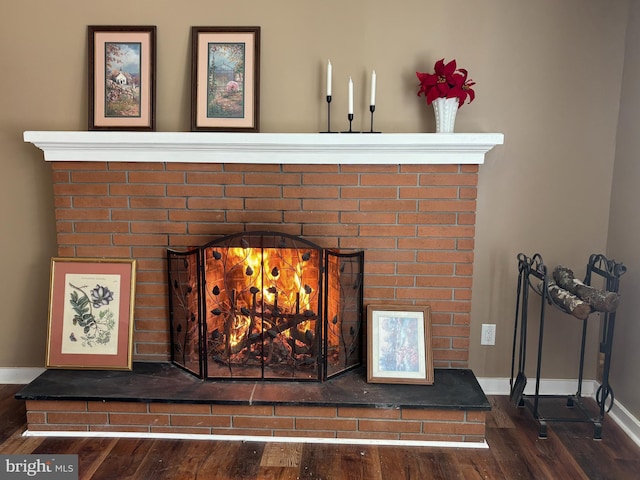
2 384 639 479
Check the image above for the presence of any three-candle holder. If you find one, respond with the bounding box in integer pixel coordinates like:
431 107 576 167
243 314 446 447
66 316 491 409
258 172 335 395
321 97 381 133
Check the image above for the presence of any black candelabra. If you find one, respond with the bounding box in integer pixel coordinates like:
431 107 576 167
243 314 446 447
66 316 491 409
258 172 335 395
321 97 381 133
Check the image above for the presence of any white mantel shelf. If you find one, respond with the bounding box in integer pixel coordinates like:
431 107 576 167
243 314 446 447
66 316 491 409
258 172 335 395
23 131 504 165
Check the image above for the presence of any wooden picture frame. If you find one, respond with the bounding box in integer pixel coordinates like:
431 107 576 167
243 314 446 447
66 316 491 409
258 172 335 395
191 26 260 132
88 25 156 131
366 304 434 385
46 258 137 370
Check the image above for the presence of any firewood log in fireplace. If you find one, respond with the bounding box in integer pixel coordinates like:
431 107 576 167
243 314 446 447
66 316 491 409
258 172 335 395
226 310 318 355
552 266 619 313
542 281 592 320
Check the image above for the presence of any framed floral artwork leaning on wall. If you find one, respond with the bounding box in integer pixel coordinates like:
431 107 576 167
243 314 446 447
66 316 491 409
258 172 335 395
366 304 434 385
88 25 157 130
46 258 137 370
191 26 261 131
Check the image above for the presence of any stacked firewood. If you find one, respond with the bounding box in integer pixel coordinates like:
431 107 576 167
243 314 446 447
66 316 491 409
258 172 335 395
542 266 619 320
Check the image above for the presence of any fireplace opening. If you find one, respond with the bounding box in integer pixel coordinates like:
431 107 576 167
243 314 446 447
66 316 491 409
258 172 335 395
167 231 364 381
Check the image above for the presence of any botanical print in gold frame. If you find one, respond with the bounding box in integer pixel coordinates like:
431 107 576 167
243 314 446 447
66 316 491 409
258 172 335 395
88 25 156 130
46 258 136 370
191 26 260 131
367 304 434 385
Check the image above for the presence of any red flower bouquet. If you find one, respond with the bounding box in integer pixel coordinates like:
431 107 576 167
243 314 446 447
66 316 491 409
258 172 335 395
416 58 476 108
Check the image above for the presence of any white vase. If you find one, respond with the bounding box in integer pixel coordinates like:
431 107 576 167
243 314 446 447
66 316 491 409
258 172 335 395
432 97 459 133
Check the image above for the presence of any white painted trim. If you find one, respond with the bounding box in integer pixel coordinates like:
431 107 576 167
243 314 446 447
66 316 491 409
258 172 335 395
477 376 597 396
477 377 512 396
0 367 45 384
23 131 504 165
608 398 640 447
21 429 488 449
478 376 640 448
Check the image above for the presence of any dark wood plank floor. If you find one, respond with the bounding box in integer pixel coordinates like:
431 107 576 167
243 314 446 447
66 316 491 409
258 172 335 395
2 384 639 479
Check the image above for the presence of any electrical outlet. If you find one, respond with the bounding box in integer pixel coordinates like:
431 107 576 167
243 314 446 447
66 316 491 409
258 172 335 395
481 324 496 345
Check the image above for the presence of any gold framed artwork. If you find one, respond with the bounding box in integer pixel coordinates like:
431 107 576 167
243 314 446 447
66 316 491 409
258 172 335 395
88 25 156 130
46 258 137 370
366 304 434 385
190 26 261 131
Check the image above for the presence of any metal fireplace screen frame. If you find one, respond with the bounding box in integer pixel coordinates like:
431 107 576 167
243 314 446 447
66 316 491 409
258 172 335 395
167 231 364 381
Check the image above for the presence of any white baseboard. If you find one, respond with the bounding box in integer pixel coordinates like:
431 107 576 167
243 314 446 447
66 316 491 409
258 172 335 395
477 376 597 396
0 367 45 384
605 392 640 447
478 376 640 448
22 430 488 449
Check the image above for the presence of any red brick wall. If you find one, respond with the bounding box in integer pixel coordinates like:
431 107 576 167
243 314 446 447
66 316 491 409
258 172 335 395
51 161 477 368
25 400 486 443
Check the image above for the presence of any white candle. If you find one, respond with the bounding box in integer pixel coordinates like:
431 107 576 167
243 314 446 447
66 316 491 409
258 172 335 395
370 70 376 106
327 60 332 96
348 77 353 114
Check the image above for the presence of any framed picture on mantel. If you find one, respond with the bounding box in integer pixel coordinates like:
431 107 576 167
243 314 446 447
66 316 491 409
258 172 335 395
88 25 157 131
191 26 261 132
46 257 136 370
366 304 434 385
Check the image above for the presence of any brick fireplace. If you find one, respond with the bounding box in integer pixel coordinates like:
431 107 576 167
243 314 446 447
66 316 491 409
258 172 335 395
21 131 502 445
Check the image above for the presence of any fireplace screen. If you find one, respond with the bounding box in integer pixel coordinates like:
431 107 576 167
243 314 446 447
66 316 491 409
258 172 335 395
167 232 364 381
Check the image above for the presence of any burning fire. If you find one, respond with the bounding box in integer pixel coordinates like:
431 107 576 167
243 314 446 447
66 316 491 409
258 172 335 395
168 232 364 381
205 246 319 353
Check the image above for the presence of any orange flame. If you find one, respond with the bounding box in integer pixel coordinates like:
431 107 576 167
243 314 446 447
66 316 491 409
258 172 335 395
207 247 320 349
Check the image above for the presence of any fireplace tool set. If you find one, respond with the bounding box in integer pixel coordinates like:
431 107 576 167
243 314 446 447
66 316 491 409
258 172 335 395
510 252 626 439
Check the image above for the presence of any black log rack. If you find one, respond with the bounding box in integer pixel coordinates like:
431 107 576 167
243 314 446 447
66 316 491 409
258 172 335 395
510 253 626 439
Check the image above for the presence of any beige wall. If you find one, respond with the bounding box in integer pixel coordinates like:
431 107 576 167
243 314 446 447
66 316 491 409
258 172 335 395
608 0 640 420
1 0 633 408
